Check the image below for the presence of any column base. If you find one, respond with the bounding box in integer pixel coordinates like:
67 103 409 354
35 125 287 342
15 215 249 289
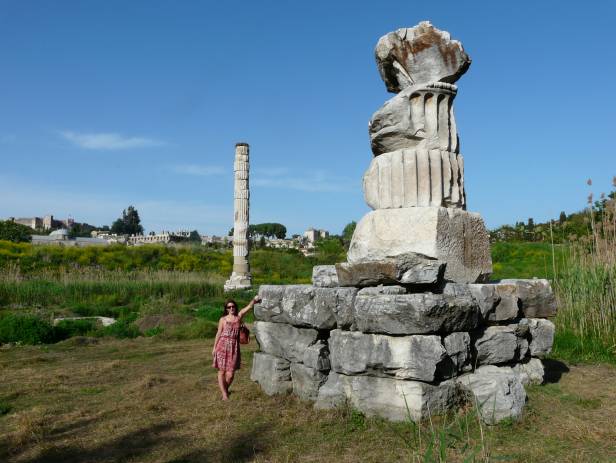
347 207 492 283
224 272 252 292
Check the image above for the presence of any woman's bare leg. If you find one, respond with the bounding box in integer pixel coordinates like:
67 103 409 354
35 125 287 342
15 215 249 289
225 371 235 393
217 370 229 400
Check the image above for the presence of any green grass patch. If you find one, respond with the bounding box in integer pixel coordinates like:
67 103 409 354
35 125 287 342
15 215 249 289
490 241 567 280
551 329 616 365
0 399 11 416
79 387 104 395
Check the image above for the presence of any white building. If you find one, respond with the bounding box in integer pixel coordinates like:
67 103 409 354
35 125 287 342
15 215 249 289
303 227 329 245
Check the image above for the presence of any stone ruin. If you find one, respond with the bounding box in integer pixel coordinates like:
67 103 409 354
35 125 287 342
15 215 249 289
250 21 557 424
225 142 252 292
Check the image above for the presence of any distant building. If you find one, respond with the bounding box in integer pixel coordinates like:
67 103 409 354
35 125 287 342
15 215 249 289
265 238 295 249
303 227 329 245
201 235 233 246
10 214 75 231
90 231 127 244
31 229 108 247
128 230 193 246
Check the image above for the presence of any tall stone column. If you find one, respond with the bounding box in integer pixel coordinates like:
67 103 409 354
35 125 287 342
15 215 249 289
224 142 252 292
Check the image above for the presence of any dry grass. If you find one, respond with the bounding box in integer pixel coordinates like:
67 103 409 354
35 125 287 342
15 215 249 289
1 338 615 462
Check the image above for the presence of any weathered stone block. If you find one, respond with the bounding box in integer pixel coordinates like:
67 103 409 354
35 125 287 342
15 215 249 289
250 353 292 396
314 287 358 330
329 329 446 382
255 284 285 319
357 285 407 296
467 284 499 319
445 283 499 320
315 372 459 422
335 253 444 288
500 279 557 318
312 265 339 288
492 284 521 321
314 372 348 410
253 321 319 363
457 365 526 424
256 285 357 330
348 207 492 284
474 325 528 365
285 285 336 329
442 332 472 374
445 282 529 322
302 340 330 372
354 292 480 335
290 363 327 401
512 358 544 386
527 318 555 357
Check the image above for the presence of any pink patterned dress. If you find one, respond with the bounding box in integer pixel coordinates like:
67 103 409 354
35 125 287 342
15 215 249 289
213 318 241 372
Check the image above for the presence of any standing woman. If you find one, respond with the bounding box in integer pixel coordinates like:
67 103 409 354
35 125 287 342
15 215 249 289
212 296 261 400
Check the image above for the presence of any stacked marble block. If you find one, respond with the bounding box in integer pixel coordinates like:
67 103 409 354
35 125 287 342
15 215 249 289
251 262 557 424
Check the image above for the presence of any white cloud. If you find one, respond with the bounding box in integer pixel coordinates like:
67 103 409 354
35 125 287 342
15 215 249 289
252 167 355 193
170 164 225 176
59 130 164 150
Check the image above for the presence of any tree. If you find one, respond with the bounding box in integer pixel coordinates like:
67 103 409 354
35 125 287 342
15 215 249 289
0 220 32 243
315 237 346 264
527 218 535 232
111 206 144 235
342 221 357 249
188 230 201 242
559 211 567 224
68 222 98 238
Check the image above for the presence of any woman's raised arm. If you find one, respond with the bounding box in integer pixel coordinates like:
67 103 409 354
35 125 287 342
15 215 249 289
238 296 261 320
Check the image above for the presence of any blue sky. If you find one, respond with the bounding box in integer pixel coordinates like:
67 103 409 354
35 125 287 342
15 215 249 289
1 1 614 236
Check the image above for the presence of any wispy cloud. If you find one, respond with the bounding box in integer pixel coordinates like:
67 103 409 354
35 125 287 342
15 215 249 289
59 131 164 150
252 167 355 193
170 164 225 176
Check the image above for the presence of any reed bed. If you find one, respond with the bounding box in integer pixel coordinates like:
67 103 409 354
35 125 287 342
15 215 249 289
552 183 616 362
0 267 226 311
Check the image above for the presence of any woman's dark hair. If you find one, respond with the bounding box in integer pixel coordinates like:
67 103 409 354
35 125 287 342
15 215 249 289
223 299 238 316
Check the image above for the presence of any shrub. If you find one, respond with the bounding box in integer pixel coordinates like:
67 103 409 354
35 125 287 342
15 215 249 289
54 319 97 338
0 314 57 345
99 320 140 339
0 221 32 243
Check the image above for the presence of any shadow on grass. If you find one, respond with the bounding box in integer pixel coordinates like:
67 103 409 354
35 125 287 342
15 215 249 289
542 358 570 383
14 422 177 463
168 424 271 463
6 420 271 463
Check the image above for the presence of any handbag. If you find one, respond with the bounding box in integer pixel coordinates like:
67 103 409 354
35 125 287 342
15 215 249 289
239 323 250 344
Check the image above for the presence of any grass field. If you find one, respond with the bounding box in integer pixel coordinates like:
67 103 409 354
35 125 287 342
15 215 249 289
1 337 615 463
